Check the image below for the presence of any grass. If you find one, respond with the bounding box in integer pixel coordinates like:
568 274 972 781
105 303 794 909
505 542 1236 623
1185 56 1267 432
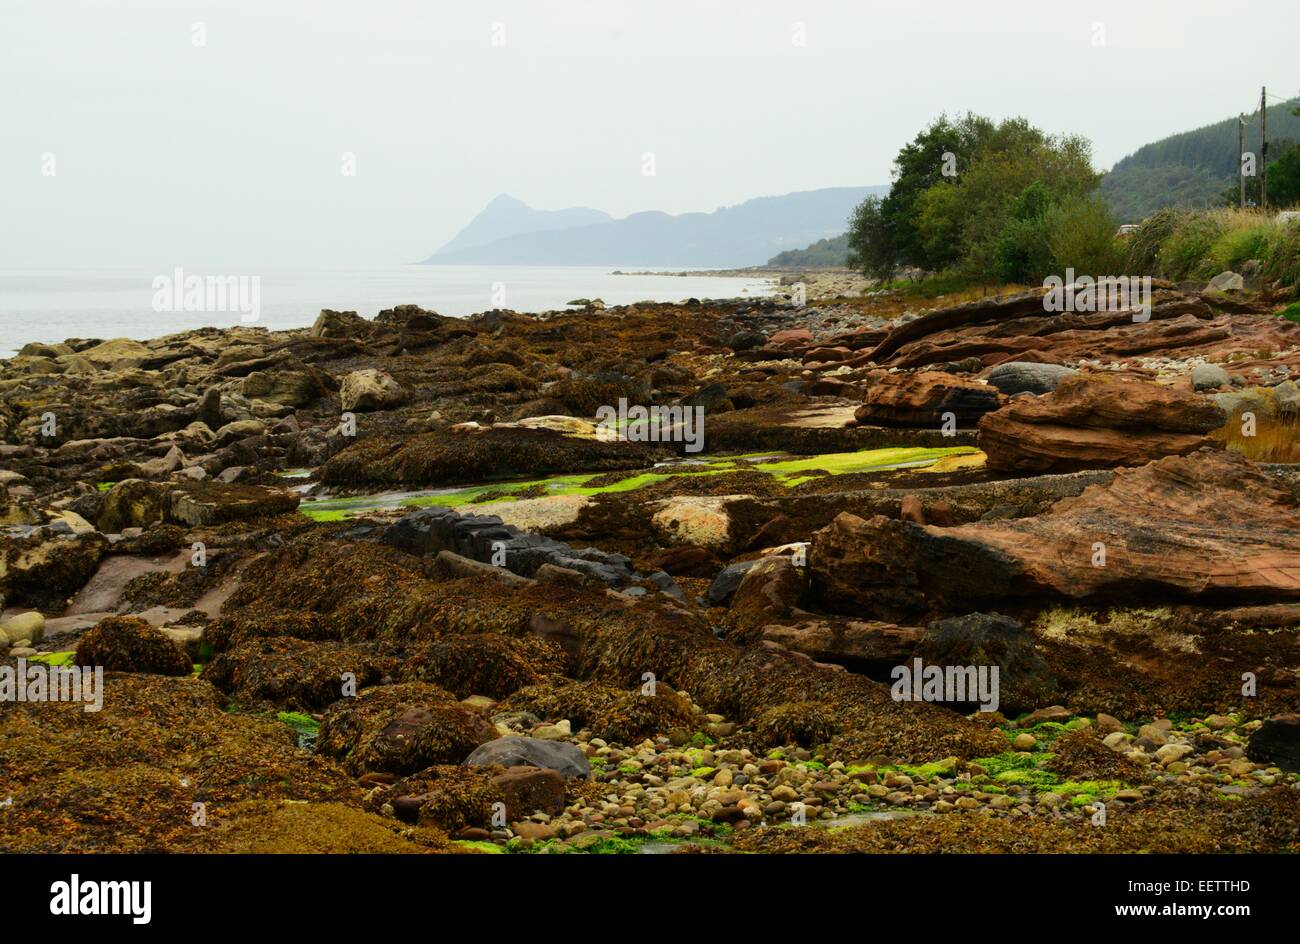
299 445 978 522
1211 410 1300 462
25 650 75 666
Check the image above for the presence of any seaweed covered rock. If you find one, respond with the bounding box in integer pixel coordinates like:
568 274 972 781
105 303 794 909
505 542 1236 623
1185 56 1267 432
367 764 504 829
202 611 343 654
96 478 299 531
202 636 396 710
397 633 567 700
315 682 497 775
0 527 109 610
75 615 193 676
915 612 1056 714
499 678 696 744
0 674 368 852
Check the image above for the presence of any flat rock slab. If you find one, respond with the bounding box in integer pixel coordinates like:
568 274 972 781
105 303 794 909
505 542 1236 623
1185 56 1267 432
810 449 1300 617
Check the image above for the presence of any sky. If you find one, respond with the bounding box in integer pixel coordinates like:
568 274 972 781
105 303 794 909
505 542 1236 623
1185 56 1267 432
2 0 1298 269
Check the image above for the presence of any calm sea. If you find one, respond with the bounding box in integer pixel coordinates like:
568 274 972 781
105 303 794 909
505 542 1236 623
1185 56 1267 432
0 266 775 355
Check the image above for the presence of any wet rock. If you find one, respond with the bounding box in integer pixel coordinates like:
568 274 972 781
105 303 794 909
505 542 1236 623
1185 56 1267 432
0 610 46 645
705 559 760 606
916 612 1055 714
464 736 592 779
398 634 567 700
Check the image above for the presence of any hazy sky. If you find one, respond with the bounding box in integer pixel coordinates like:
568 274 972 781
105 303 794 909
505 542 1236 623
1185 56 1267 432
3 0 1297 268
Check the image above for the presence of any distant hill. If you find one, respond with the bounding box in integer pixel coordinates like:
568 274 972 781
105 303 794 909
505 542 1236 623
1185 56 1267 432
421 186 887 267
1101 97 1300 221
433 194 611 256
766 233 851 267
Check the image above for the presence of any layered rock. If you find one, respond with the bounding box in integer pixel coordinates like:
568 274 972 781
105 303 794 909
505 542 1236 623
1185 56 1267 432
978 374 1226 473
808 450 1300 618
855 371 1002 428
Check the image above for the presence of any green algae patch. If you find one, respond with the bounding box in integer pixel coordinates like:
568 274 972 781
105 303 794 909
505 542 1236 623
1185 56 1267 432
299 445 978 521
453 839 505 854
26 650 76 667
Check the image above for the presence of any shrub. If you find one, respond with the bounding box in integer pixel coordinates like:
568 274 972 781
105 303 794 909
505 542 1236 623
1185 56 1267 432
1046 195 1124 278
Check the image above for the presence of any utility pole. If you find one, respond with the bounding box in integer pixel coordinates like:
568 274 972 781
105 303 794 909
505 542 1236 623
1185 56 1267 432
1261 86 1268 210
1239 113 1246 209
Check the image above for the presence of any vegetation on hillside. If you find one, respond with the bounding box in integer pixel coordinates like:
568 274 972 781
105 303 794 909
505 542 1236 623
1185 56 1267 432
766 234 850 267
1100 98 1300 220
1123 207 1300 289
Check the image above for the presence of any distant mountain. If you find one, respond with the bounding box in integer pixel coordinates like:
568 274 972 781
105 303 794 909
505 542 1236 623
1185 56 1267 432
432 194 612 257
421 186 887 267
766 233 851 267
1101 97 1300 221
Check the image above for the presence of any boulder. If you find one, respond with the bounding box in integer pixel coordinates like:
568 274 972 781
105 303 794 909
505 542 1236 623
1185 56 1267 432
916 612 1055 714
241 364 328 407
339 368 406 412
310 309 371 339
978 374 1225 473
855 371 1002 428
1190 363 1231 391
0 611 45 645
1207 271 1244 292
316 682 498 776
489 765 567 817
985 362 1077 396
464 736 591 779
705 559 760 606
74 615 193 675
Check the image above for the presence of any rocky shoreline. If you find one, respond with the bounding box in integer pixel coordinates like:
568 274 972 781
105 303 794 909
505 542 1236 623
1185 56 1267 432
2 280 1298 854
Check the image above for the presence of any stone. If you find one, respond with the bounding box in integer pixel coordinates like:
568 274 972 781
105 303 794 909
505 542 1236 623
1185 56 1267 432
705 559 760 606
1207 271 1244 292
1155 743 1194 765
339 368 406 412
1094 713 1124 735
985 361 1077 396
464 736 592 779
1012 733 1036 751
0 611 46 645
1190 363 1231 391
1019 705 1071 727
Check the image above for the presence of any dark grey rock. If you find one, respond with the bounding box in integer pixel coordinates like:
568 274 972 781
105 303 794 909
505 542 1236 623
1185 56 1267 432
464 736 591 778
986 362 1077 396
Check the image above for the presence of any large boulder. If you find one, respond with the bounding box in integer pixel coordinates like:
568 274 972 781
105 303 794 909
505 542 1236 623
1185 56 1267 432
808 450 1300 617
464 736 591 779
978 374 1225 473
339 368 406 412
855 371 1002 428
203 637 396 710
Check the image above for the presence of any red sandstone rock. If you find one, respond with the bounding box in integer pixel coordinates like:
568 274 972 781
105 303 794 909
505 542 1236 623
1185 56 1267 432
854 371 1003 428
978 374 1226 473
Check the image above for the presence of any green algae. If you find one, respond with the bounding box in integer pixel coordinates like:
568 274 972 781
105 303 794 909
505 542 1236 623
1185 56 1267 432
300 445 978 521
25 650 75 667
